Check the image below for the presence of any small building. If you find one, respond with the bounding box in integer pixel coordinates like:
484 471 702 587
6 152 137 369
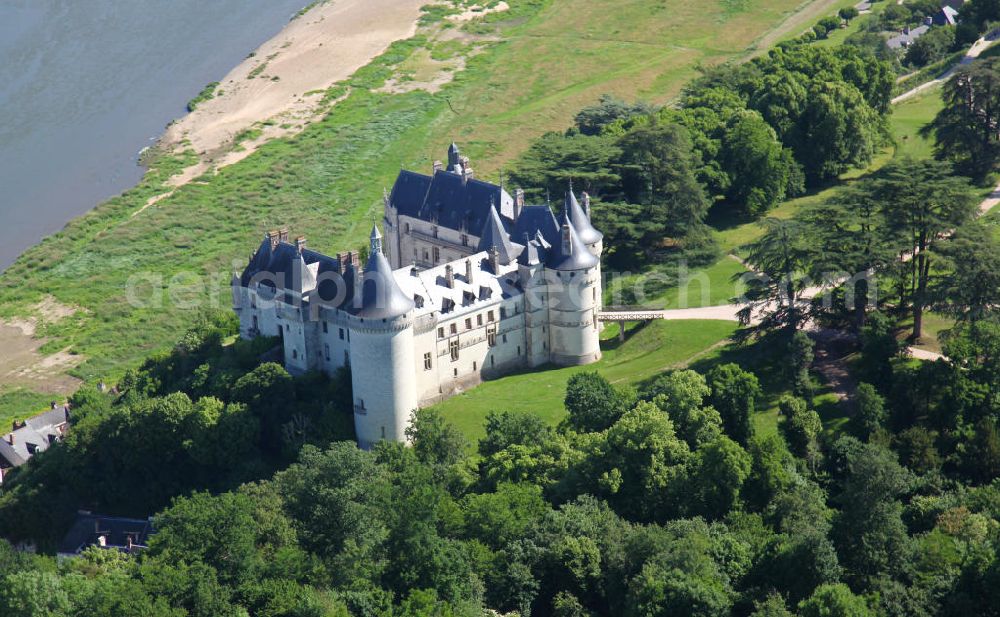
934 6 960 27
887 24 931 50
0 405 70 484
57 512 154 559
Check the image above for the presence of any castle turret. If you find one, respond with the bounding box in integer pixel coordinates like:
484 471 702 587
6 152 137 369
544 213 602 367
348 224 418 448
565 186 603 258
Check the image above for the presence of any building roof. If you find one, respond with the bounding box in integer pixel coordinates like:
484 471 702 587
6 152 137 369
565 189 603 246
388 145 514 234
478 203 524 265
351 225 415 320
547 213 599 272
513 205 560 248
887 25 929 49
0 406 69 470
940 6 959 26
394 252 520 321
58 512 154 555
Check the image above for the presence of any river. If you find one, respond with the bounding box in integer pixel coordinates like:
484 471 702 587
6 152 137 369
0 0 313 270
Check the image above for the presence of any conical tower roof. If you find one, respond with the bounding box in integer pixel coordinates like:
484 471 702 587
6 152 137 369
478 202 522 265
547 211 598 271
565 188 603 246
354 224 414 319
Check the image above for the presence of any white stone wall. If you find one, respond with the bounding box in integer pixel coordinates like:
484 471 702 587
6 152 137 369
395 215 478 270
349 318 419 449
547 267 602 366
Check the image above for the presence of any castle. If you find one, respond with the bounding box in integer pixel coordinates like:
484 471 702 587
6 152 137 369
232 143 604 448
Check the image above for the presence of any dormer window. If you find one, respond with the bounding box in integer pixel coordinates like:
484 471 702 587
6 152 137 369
442 298 455 314
414 294 424 308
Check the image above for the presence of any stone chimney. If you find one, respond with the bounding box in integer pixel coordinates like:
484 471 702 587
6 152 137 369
465 258 474 282
267 230 281 250
7 434 13 446
295 236 307 253
433 160 443 173
582 192 592 218
445 264 455 288
514 188 525 219
278 227 290 243
489 246 500 273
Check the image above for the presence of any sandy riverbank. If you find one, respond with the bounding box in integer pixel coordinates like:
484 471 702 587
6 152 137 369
155 0 427 191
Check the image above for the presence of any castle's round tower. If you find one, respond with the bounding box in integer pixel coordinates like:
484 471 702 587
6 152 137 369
348 225 418 448
565 188 604 310
546 212 602 367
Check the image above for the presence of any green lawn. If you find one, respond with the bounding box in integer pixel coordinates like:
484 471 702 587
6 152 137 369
0 389 60 435
605 257 749 310
434 319 738 445
891 88 943 160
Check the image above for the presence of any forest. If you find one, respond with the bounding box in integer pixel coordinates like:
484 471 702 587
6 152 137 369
3 1 1000 616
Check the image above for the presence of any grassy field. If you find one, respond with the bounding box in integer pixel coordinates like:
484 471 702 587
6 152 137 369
434 319 738 446
605 257 749 309
0 0 855 398
0 389 59 435
891 88 943 160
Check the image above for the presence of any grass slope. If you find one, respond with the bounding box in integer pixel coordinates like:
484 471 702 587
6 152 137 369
0 0 836 388
434 319 738 445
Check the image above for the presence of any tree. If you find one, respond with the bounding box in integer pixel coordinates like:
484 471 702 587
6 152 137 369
778 395 822 466
706 363 761 446
793 80 883 184
853 383 888 440
788 331 815 400
930 58 1000 181
617 120 712 241
511 131 622 198
691 436 751 519
644 370 721 447
802 180 895 328
932 221 1000 327
719 110 797 218
461 483 548 549
738 218 814 334
905 26 957 68
406 408 468 466
0 570 71 617
602 401 692 521
479 411 554 457
565 372 636 433
832 443 913 587
798 584 873 617
815 16 842 39
575 94 657 136
839 7 859 22
876 159 978 340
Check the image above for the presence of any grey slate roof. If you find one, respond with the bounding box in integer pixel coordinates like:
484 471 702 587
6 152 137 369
547 213 599 272
0 406 69 470
512 205 560 247
240 235 345 302
351 225 415 320
887 25 929 49
389 170 514 233
565 189 603 246
478 204 524 265
517 233 545 266
58 513 154 555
